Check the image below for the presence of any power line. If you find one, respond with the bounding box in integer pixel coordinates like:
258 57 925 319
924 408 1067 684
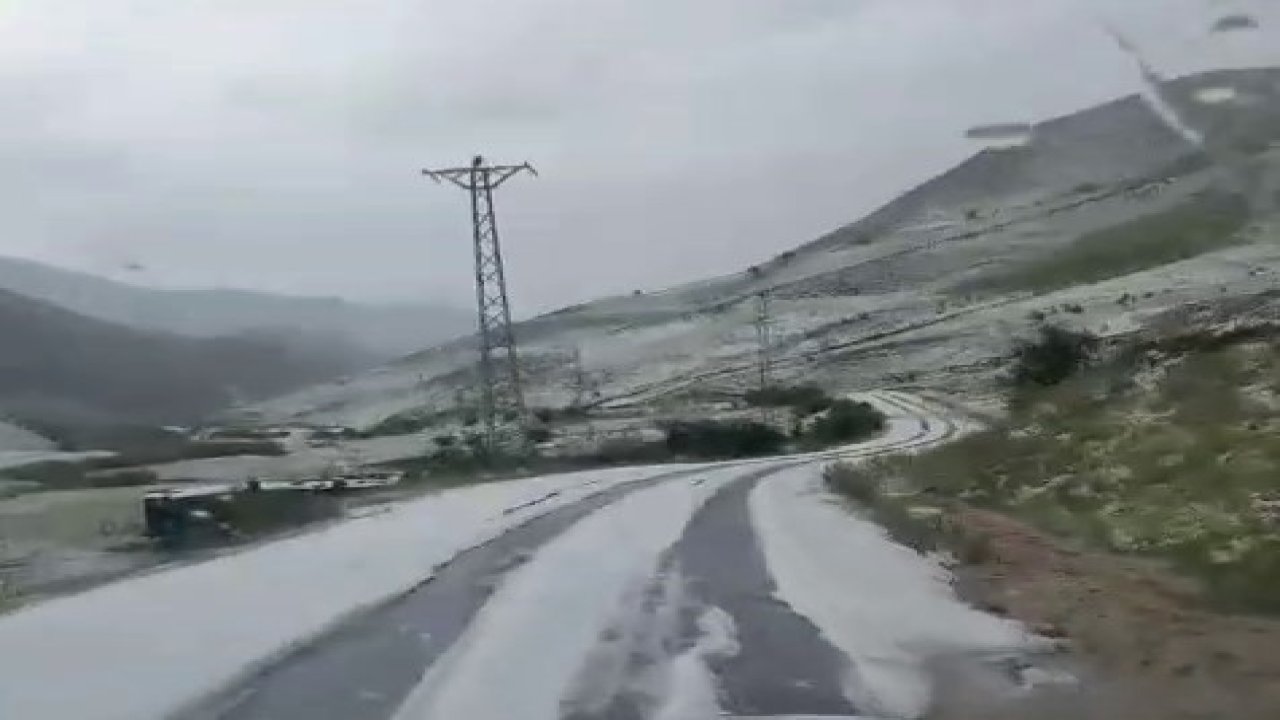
423 155 536 453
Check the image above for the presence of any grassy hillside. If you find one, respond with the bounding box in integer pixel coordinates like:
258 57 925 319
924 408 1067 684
839 325 1280 614
971 191 1253 295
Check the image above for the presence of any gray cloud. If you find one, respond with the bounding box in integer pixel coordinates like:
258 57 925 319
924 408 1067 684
0 0 1277 314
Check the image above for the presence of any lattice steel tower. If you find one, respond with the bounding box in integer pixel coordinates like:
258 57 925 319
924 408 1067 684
754 290 775 391
423 156 536 451
753 291 776 425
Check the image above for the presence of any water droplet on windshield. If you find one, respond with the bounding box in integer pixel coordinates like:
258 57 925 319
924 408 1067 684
1193 86 1240 105
965 123 1034 148
1210 14 1260 34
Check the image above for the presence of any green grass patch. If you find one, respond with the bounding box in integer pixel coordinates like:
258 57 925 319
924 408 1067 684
976 190 1251 295
845 333 1280 614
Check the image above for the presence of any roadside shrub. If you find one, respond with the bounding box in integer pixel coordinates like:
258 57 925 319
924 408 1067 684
593 438 673 465
744 384 833 416
85 440 285 470
823 462 880 504
664 420 786 459
3 462 161 489
824 461 941 553
3 461 87 488
364 410 434 437
531 405 591 424
87 469 160 488
1011 325 1098 388
806 399 886 446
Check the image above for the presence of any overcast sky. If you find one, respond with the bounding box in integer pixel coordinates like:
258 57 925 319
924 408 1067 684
0 0 1276 314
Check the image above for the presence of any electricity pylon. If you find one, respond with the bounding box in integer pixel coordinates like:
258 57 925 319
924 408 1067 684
754 291 775 392
754 291 775 424
423 156 536 452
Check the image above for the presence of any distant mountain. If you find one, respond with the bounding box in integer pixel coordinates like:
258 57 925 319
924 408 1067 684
808 67 1280 251
0 256 473 359
0 287 372 427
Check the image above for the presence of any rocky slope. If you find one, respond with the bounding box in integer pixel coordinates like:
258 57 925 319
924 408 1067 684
247 67 1280 435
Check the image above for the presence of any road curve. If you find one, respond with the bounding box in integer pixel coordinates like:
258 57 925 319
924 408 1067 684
177 390 957 720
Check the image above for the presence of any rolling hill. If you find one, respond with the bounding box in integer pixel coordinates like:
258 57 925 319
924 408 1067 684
0 287 371 428
242 67 1280 432
0 257 472 360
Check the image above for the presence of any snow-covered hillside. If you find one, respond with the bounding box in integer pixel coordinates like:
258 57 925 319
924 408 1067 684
246 67 1280 433
0 419 52 453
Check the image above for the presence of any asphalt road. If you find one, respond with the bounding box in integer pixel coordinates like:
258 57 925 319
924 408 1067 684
178 393 948 720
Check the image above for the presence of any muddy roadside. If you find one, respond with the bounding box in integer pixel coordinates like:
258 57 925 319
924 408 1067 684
845 488 1280 720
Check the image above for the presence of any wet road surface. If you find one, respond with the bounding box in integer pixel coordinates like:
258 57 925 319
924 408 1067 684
673 466 859 717
182 393 946 720
180 467 705 720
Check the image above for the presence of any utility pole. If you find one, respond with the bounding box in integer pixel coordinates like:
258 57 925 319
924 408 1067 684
754 291 774 392
423 156 536 452
569 346 588 409
754 291 775 424
569 346 597 443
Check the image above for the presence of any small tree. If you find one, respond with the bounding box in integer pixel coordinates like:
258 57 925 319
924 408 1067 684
664 420 785 459
1012 325 1098 387
807 400 886 446
744 384 833 416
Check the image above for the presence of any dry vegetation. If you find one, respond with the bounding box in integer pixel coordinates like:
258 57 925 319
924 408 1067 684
826 328 1280 718
849 333 1280 612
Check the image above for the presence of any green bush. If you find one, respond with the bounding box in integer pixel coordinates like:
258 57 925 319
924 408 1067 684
364 411 434 437
823 461 942 553
531 406 590 424
806 399 886 446
664 420 786 459
87 469 160 488
744 384 833 416
592 438 673 465
822 462 880 504
3 462 161 489
3 437 284 490
3 461 88 488
1011 325 1098 388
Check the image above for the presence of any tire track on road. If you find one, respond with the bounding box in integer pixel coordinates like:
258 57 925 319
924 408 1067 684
564 391 960 719
176 466 713 720
181 391 959 720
